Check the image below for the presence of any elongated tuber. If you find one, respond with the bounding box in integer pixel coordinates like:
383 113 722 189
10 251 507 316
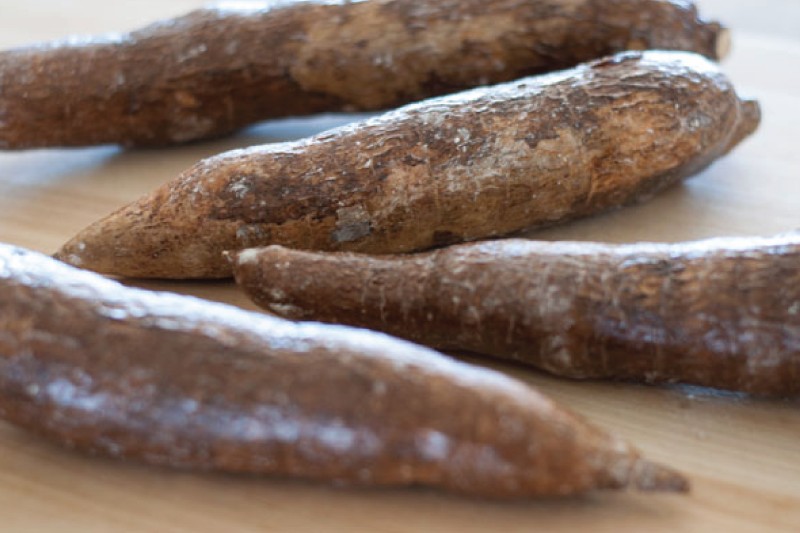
56 51 760 279
0 243 687 497
0 0 729 149
231 234 800 397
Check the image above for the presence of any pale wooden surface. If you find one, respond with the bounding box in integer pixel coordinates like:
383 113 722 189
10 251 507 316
1 1 799 531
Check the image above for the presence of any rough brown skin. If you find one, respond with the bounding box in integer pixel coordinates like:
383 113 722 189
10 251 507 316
231 234 800 397
0 0 729 149
55 51 761 279
0 244 688 497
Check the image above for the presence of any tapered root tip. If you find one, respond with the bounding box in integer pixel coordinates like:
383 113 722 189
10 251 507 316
53 240 87 269
630 459 690 493
53 211 129 275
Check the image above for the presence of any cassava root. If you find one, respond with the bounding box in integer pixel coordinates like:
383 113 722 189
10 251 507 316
0 243 688 497
231 234 800 397
56 51 760 279
0 0 729 149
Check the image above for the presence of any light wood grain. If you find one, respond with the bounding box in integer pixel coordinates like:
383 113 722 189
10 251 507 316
1 1 799 531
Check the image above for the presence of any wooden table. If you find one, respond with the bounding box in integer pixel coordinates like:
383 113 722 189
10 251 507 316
1 1 798 531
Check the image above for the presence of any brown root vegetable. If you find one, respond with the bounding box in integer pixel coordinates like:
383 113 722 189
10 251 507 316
56 51 760 279
231 234 800 397
0 0 729 149
0 243 687 497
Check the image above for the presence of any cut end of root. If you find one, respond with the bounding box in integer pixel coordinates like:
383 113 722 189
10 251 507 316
715 27 732 61
630 459 690 493
229 247 267 267
723 98 761 154
740 99 762 132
